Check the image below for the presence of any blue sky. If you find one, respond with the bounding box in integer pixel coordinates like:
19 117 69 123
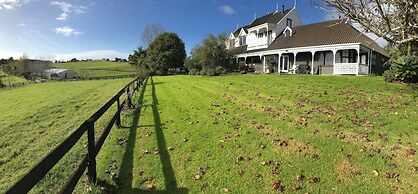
0 0 338 60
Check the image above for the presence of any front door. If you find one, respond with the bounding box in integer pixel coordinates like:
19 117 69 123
281 55 289 72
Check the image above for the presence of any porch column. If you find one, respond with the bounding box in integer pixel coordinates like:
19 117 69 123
333 49 337 75
293 52 297 74
278 53 282 74
262 55 266 73
356 47 360 75
311 51 315 75
368 49 373 75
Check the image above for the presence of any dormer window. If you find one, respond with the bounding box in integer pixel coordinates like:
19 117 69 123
283 26 293 37
286 18 293 28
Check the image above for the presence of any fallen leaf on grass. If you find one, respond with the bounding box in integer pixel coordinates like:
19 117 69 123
372 170 379 176
308 177 319 183
291 185 301 191
406 148 415 156
194 174 202 180
222 188 229 192
146 184 154 189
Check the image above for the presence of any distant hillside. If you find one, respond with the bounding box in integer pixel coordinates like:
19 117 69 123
54 60 136 78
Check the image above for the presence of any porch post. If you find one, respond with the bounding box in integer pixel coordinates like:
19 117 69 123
356 46 360 75
262 55 266 73
311 51 315 75
333 49 337 75
293 52 297 74
278 53 282 74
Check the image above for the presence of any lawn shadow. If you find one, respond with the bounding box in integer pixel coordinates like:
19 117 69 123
99 77 187 194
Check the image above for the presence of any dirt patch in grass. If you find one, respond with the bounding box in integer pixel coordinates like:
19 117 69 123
335 160 361 182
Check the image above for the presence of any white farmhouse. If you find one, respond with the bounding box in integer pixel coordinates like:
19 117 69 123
227 5 388 75
43 69 78 80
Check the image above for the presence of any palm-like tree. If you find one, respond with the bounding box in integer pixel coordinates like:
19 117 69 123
128 47 147 68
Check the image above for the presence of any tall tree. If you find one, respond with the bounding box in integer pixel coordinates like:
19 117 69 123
141 24 165 48
315 0 418 55
146 32 186 75
187 33 232 71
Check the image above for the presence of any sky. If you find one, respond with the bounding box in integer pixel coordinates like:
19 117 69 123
0 0 385 61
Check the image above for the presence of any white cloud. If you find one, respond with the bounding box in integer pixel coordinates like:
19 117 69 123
53 26 82 37
17 23 25 27
53 50 129 61
0 0 30 10
50 1 86 21
56 12 69 20
219 5 235 15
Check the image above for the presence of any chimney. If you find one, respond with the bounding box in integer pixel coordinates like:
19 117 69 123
282 5 285 14
276 3 278 13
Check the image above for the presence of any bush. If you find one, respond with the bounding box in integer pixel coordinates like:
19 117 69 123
0 79 3 88
383 70 397 83
205 68 216 76
215 66 225 76
391 55 418 83
189 68 200 75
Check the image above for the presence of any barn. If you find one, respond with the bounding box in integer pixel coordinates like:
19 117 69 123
43 68 77 80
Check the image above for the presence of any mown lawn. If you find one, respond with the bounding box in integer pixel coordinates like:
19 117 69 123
94 75 417 193
55 60 136 78
0 78 133 193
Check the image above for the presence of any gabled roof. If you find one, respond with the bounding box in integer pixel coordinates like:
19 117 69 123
233 25 249 37
268 20 388 57
249 9 291 28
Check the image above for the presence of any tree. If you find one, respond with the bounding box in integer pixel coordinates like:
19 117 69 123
146 32 186 75
186 33 232 74
141 24 165 48
315 0 418 55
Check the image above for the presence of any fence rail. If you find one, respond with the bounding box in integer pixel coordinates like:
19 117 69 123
1 74 137 88
5 77 142 194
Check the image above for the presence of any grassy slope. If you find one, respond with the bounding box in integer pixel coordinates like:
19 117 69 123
0 70 31 85
0 78 133 193
55 60 136 78
94 75 417 193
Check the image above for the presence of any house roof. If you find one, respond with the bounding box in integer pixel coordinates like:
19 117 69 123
228 45 248 55
233 25 249 37
232 8 291 37
44 68 68 74
248 9 291 28
268 20 389 57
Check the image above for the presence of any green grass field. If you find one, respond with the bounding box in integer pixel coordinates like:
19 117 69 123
93 75 417 193
54 60 136 78
0 70 31 86
0 78 133 193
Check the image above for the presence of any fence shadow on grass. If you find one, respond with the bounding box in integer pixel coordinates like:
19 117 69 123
107 77 188 194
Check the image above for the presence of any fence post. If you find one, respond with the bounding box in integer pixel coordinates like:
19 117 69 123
86 121 97 184
116 98 122 128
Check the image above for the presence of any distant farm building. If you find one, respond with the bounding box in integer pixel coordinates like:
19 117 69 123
43 69 77 80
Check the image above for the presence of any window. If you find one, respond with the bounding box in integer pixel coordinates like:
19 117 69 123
258 33 264 38
339 50 357 63
286 18 293 28
239 36 246 45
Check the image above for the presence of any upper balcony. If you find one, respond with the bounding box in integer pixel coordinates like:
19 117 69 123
246 23 277 50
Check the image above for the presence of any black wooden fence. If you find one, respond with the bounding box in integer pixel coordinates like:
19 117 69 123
5 77 142 194
2 74 137 88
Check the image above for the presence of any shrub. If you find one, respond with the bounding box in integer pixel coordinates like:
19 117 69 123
200 69 206 76
205 68 216 76
391 55 418 83
215 66 225 76
383 70 397 83
0 79 3 88
189 68 200 75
